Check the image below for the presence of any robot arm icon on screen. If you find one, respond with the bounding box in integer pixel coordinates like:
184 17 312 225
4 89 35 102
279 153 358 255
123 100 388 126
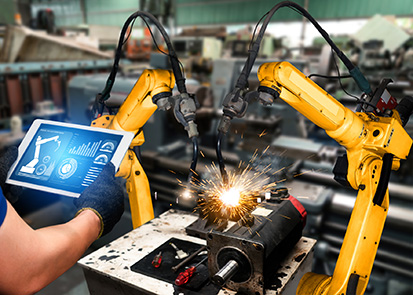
20 135 61 174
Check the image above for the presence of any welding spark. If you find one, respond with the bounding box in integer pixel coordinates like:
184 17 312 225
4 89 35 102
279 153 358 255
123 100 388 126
258 130 267 137
220 187 241 207
188 156 280 223
175 145 311 226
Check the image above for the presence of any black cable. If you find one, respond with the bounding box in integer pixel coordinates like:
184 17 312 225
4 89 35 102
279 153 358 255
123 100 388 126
331 49 360 101
236 1 358 91
216 131 229 185
308 74 352 79
187 137 199 184
99 11 186 110
122 17 137 46
249 12 269 50
141 17 169 56
178 59 186 81
356 99 378 111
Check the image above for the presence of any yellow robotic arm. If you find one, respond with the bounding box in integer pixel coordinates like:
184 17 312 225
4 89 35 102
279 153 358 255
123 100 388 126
92 69 175 228
257 61 412 295
87 11 199 229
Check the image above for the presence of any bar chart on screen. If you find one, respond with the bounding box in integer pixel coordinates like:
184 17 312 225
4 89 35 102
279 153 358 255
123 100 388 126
68 140 102 157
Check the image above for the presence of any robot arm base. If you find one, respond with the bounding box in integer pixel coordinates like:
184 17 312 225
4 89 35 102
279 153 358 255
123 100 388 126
297 272 331 295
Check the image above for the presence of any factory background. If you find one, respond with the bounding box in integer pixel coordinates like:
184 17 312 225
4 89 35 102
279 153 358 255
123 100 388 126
0 0 412 294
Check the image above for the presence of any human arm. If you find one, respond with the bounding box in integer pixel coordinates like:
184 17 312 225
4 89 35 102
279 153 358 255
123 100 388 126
0 146 124 295
0 200 101 295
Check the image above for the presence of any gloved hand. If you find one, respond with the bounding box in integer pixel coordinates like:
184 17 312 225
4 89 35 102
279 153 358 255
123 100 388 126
74 162 124 238
0 146 23 202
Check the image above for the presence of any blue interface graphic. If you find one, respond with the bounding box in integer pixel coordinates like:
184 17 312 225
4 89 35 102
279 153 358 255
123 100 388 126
10 124 123 194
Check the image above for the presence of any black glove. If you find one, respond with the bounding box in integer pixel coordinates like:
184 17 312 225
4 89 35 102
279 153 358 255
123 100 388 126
0 146 23 202
74 162 124 238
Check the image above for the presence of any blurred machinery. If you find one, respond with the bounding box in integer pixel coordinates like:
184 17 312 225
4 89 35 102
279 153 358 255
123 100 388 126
171 36 223 84
172 37 223 60
0 60 114 129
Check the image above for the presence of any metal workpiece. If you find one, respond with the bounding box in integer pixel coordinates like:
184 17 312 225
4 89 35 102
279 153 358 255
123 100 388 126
213 259 239 285
207 200 305 295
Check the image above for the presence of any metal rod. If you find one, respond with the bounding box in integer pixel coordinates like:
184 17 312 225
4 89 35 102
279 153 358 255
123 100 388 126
213 259 239 286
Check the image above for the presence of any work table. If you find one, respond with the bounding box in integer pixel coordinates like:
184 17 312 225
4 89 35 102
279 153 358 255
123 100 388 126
78 209 316 295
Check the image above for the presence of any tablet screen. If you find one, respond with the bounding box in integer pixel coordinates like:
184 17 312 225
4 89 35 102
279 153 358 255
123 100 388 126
7 121 132 197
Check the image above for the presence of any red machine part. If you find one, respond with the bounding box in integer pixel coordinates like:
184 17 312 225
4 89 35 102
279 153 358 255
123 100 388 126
376 89 398 113
288 195 307 228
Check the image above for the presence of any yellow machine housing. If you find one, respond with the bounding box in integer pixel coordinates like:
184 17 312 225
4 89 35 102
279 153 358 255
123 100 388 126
257 62 412 295
92 69 175 228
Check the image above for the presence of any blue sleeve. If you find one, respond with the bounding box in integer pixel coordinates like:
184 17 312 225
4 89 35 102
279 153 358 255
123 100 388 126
0 189 7 228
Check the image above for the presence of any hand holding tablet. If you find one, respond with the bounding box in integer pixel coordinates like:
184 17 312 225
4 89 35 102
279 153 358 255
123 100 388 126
6 119 134 197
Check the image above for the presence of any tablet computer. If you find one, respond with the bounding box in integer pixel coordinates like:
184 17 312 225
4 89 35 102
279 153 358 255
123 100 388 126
6 119 134 198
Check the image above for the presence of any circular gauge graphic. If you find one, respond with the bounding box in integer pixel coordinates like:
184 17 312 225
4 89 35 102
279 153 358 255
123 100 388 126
93 154 109 165
100 141 116 153
57 158 78 179
43 156 51 164
35 164 47 176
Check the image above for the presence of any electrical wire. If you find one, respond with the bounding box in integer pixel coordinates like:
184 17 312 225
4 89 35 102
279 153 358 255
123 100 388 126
141 17 170 56
140 17 186 80
308 74 352 79
122 17 137 46
216 131 229 185
249 12 269 50
98 11 187 111
187 137 199 184
236 1 361 90
330 49 360 101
